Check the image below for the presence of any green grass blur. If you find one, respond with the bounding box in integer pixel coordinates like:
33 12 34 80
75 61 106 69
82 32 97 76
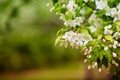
0 0 82 71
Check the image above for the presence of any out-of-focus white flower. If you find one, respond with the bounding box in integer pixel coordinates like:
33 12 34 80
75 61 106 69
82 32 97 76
84 59 87 63
113 32 120 40
104 29 113 35
46 3 50 6
104 25 112 29
104 25 113 35
75 17 85 25
88 65 91 70
104 47 108 51
89 25 96 32
95 0 107 10
88 13 96 23
87 55 92 58
111 8 120 22
112 52 117 57
80 7 86 15
117 3 120 9
59 40 68 48
77 34 84 45
62 31 74 41
92 65 95 69
94 62 98 66
115 63 119 67
60 14 65 20
66 0 77 12
64 17 85 28
62 31 92 48
98 68 102 72
84 0 88 3
93 18 102 27
105 6 111 16
62 4 66 8
50 7 55 12
83 34 93 45
70 41 80 49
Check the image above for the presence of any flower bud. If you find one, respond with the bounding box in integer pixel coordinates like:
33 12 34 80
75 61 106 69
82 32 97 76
112 52 117 57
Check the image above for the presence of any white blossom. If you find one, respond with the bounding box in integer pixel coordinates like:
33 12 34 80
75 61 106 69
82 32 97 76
117 3 120 9
88 13 96 23
84 0 88 3
104 47 108 51
66 0 77 12
98 68 102 72
59 40 68 48
95 0 107 10
113 32 120 40
88 65 91 70
70 41 80 49
62 31 92 48
112 52 117 57
89 26 97 32
104 25 113 35
110 8 120 22
105 6 111 16
80 7 86 15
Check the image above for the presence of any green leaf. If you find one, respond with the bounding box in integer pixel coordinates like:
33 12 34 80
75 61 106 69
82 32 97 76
104 49 112 62
57 27 71 36
99 50 104 61
54 35 63 46
113 48 120 57
86 41 97 48
52 0 58 5
65 12 73 20
102 56 108 68
77 28 89 34
104 35 114 42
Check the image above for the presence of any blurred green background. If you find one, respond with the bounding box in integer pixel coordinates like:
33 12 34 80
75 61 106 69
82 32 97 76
0 0 81 71
0 0 110 80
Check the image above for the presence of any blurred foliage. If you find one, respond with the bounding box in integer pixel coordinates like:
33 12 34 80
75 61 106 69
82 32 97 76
0 0 83 72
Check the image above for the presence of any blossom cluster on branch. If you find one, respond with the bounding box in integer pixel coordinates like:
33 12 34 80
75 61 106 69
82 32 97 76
48 0 120 73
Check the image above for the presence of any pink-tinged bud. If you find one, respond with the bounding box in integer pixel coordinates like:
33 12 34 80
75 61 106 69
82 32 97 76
84 59 87 63
88 65 91 70
112 60 116 64
98 68 102 72
92 65 95 69
62 0 65 3
115 63 119 67
50 7 55 12
84 51 88 55
104 47 108 51
102 39 106 42
94 62 98 66
87 55 92 58
89 46 92 50
113 44 117 49
117 43 120 47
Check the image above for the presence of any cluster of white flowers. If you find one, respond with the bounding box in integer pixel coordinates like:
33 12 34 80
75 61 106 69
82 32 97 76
95 0 107 10
59 0 85 28
66 0 77 12
50 0 120 73
64 17 85 27
95 0 120 22
60 31 92 49
113 32 120 40
104 25 113 35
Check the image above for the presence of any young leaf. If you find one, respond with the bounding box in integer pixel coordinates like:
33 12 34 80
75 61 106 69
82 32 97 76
54 35 63 46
